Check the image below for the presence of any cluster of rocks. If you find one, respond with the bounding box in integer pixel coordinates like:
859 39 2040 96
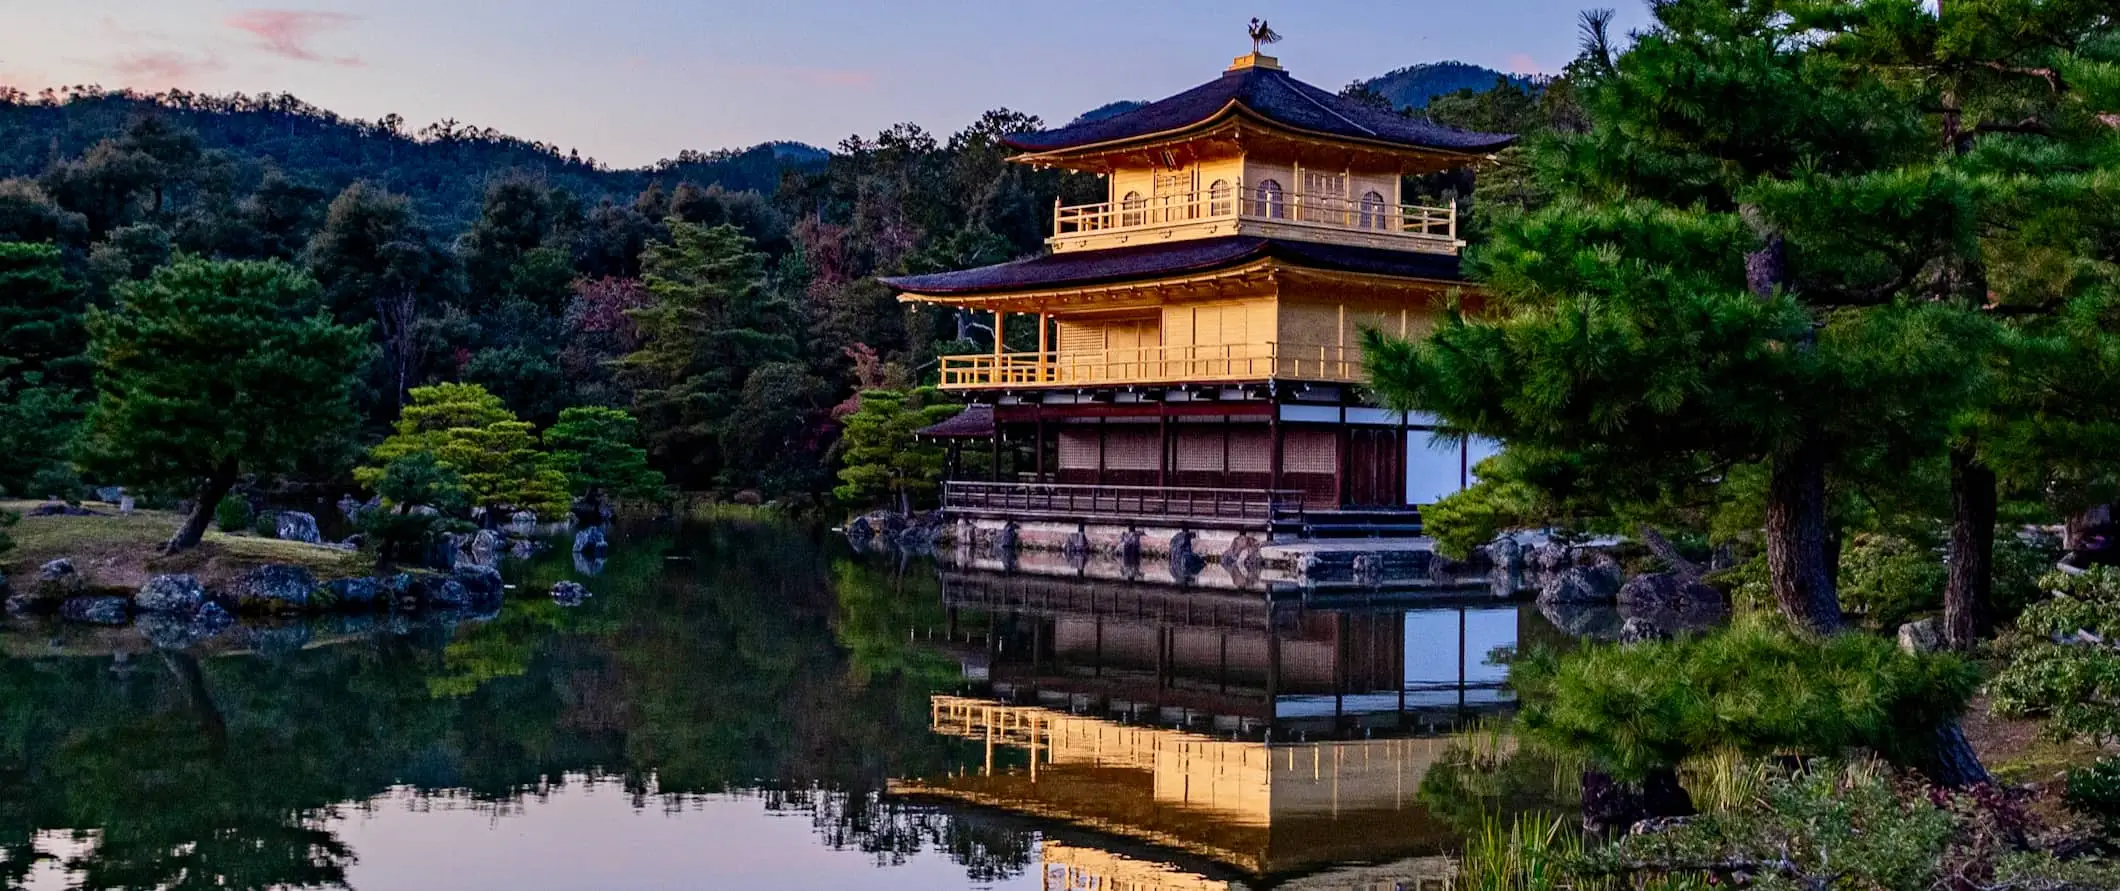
845 511 949 553
1473 535 1730 641
1 558 538 630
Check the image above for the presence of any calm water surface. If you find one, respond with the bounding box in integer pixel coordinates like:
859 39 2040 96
0 520 1564 890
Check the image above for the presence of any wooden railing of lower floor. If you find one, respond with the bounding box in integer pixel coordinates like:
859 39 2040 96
944 481 1306 530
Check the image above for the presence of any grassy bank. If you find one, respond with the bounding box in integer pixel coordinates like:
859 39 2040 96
2 500 366 591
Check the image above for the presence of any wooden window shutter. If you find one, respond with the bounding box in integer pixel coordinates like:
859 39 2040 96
1057 430 1100 470
1284 430 1338 474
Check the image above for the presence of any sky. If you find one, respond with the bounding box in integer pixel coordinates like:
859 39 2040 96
0 1 1652 169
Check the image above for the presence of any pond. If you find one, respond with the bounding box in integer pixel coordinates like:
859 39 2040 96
0 519 1569 890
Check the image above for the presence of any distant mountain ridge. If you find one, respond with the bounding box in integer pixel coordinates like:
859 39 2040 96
1064 60 1532 125
0 89 829 228
1362 61 1535 110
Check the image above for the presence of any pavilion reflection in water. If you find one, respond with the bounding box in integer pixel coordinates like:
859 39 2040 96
895 568 1535 887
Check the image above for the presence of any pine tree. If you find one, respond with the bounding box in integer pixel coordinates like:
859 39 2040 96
618 221 797 490
834 389 955 512
1371 0 2005 634
358 382 571 519
79 258 368 551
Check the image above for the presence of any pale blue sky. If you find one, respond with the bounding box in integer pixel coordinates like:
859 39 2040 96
0 1 1650 167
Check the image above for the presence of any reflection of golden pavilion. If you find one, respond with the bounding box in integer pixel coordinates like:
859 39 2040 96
893 697 1471 880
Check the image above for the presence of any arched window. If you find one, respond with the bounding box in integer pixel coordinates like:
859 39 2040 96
1120 190 1146 227
1208 179 1233 217
1253 179 1285 219
1359 190 1389 230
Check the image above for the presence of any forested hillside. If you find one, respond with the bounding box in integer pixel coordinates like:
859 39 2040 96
0 87 824 229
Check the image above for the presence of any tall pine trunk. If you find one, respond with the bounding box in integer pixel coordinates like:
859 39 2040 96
1766 440 1844 634
1945 445 1997 649
165 459 239 553
1749 229 1844 634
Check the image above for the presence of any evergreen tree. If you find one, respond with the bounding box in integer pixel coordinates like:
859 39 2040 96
306 182 459 411
619 221 796 489
357 382 571 519
78 258 368 551
1365 0 1995 634
834 389 955 511
543 405 666 508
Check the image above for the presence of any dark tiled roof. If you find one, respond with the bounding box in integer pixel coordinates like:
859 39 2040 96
882 236 1464 296
1005 66 1516 155
918 404 995 438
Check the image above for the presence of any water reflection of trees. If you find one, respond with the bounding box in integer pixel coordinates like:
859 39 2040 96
0 520 1031 889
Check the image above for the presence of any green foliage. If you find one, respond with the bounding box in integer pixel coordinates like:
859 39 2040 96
358 451 470 564
214 494 253 533
619 221 797 490
1990 568 2120 745
1514 620 1981 779
358 382 569 517
2064 756 2120 835
833 389 955 510
1417 727 1582 835
1839 533 1948 631
542 406 665 503
77 257 368 503
1578 761 2120 891
0 241 90 496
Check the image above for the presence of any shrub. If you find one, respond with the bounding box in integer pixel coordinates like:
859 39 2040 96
1513 619 1981 779
1839 533 1947 630
214 494 254 533
2063 756 2120 834
1989 568 2120 744
1576 761 2117 891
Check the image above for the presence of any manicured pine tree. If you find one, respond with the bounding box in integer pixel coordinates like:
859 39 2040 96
357 382 572 520
79 258 369 551
543 405 666 513
619 221 797 489
1367 0 1992 634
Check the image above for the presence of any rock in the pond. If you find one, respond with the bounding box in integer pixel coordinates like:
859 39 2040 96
229 564 316 612
323 577 386 609
1222 534 1264 584
1538 565 1622 605
1168 530 1205 582
509 510 538 531
472 528 505 554
37 559 85 598
572 525 608 557
1899 618 1944 655
453 564 504 606
550 581 590 606
419 576 471 609
275 511 322 544
992 521 1019 558
1617 572 1727 617
1540 601 1626 641
136 574 206 615
60 595 131 626
96 486 124 503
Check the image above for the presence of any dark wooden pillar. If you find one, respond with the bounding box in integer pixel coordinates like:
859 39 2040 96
1095 418 1107 486
1268 390 1285 494
990 425 1003 482
1158 405 1171 488
1034 407 1047 483
1335 401 1350 508
1396 415 1410 508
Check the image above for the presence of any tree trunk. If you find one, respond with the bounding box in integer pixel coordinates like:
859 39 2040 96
165 459 239 553
1927 719 1992 788
1945 445 1997 650
1765 441 1844 635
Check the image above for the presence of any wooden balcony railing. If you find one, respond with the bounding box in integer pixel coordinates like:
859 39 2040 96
938 342 1361 389
945 481 1306 528
1052 184 1457 249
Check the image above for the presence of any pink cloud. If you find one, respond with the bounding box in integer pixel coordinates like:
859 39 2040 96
1505 53 1542 74
109 50 225 87
225 9 361 66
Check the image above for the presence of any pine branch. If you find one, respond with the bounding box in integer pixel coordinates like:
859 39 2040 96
1981 61 2065 92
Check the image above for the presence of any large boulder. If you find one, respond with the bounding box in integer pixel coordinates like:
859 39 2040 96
60 595 131 626
453 564 505 608
322 577 386 610
550 581 590 607
136 575 207 615
1899 618 1944 655
416 574 471 609
572 526 609 557
471 528 505 555
509 510 538 532
229 564 317 612
1222 534 1265 586
1487 537 1526 594
1538 563 1622 605
275 511 322 544
1617 572 1728 618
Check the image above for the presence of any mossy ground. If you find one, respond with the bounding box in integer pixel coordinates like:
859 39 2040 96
1 499 366 591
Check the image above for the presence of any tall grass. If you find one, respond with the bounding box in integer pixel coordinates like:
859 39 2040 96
1458 814 1582 891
